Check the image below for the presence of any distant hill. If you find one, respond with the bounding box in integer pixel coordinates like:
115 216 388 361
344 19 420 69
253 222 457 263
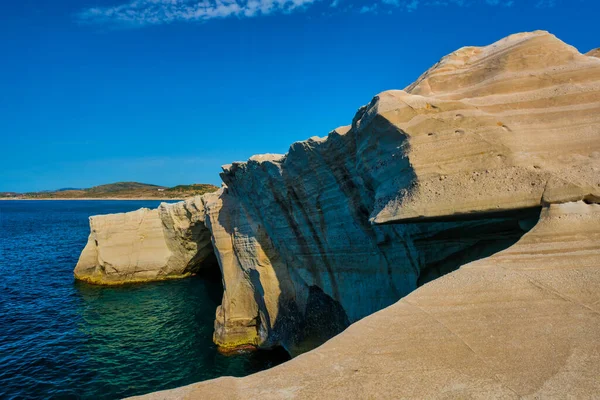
0 182 219 199
165 184 219 196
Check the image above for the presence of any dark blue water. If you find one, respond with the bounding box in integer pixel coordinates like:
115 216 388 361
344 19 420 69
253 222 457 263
0 201 289 400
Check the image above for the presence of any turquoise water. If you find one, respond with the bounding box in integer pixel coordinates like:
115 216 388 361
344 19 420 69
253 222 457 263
0 200 289 399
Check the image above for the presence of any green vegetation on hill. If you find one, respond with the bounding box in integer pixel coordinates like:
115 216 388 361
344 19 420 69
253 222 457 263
86 182 165 194
0 182 219 199
165 184 218 196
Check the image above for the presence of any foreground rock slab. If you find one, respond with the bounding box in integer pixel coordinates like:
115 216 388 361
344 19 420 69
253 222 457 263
132 201 600 399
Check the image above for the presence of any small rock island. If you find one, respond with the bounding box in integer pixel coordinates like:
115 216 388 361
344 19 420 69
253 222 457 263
74 31 600 398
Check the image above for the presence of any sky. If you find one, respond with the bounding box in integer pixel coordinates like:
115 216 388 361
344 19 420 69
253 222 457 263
0 0 598 191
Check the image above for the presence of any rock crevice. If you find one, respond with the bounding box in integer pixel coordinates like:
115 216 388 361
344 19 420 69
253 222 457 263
132 201 600 400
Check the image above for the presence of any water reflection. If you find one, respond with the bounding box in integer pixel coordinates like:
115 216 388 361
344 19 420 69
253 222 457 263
0 201 289 400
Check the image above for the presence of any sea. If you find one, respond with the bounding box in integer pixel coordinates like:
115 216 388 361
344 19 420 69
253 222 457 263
0 200 289 400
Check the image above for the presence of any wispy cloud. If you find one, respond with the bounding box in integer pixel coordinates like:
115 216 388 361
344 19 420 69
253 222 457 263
77 0 556 26
359 3 378 13
485 0 515 6
379 0 518 12
536 0 556 7
357 0 520 14
78 0 321 27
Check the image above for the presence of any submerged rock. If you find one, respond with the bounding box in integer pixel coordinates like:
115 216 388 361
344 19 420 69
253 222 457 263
75 30 600 363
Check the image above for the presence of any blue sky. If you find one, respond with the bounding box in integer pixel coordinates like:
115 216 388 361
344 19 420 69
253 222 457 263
0 0 597 191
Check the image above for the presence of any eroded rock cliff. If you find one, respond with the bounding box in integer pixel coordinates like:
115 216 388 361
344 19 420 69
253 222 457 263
209 136 539 353
133 201 600 399
74 197 216 284
75 31 600 359
365 31 600 223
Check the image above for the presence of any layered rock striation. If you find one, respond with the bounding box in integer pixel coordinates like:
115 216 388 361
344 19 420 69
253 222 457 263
75 31 600 360
366 31 600 223
74 197 216 284
134 201 600 399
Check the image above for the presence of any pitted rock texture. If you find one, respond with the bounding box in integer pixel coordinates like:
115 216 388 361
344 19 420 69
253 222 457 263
364 30 600 223
130 201 600 399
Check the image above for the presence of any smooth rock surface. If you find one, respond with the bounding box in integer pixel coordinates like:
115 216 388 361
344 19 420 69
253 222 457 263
74 197 214 284
587 48 600 58
131 201 600 399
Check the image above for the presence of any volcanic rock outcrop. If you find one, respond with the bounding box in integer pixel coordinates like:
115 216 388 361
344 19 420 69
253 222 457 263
75 197 215 284
587 48 600 58
75 30 600 360
134 201 600 399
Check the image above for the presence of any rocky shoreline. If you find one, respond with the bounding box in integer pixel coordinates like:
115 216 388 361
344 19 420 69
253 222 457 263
74 31 600 398
132 201 600 399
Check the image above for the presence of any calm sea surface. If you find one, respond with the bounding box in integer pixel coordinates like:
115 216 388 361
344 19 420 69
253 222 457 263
0 200 289 400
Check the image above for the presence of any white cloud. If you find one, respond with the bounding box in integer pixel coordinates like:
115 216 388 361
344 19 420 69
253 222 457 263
380 0 419 10
77 0 558 26
410 0 517 7
359 3 378 12
78 0 321 26
485 0 515 6
406 0 419 10
536 0 556 7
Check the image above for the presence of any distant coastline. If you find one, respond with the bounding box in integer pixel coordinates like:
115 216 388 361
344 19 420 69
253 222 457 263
0 198 186 201
0 181 219 201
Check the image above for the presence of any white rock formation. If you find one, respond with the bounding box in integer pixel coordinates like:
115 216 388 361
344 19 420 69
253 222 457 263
587 48 600 58
75 31 600 363
364 31 600 223
132 201 600 399
74 197 214 284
